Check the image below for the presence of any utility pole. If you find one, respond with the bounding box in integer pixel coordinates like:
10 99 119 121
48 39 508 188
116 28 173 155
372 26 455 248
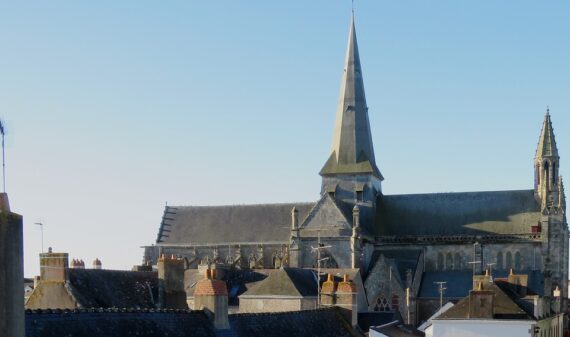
434 281 447 309
0 119 6 193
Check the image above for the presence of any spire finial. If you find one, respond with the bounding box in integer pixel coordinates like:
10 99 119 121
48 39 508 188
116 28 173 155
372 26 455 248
352 0 355 14
546 105 550 116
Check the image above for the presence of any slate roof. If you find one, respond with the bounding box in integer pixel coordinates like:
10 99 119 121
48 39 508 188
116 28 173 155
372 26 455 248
66 269 158 308
241 268 318 297
357 311 401 331
418 271 545 299
371 322 425 337
376 190 541 236
228 308 362 337
435 282 534 320
25 307 361 337
157 203 314 244
319 15 382 179
25 309 216 337
367 250 421 284
418 271 473 299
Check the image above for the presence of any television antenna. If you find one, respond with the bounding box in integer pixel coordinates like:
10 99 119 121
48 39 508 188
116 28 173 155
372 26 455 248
434 281 447 309
34 222 44 253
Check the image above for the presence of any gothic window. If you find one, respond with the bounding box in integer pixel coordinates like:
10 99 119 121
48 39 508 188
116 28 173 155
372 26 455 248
506 252 513 270
391 295 400 311
537 164 541 184
497 252 503 270
553 163 557 184
373 296 390 312
515 251 522 271
445 253 453 270
454 253 462 270
437 253 444 271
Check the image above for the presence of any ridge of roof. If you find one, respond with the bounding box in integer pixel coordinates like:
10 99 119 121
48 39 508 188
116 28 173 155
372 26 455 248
382 189 535 198
167 201 315 208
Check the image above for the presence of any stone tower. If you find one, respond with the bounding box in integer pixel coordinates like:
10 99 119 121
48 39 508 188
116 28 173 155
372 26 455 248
534 108 568 308
319 13 382 233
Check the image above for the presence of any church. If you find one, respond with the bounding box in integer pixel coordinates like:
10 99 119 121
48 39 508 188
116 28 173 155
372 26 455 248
144 14 567 323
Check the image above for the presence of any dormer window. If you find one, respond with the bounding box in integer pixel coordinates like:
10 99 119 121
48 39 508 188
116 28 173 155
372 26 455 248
325 184 338 198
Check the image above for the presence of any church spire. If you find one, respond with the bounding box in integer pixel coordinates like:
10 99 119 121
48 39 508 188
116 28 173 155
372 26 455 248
536 107 559 159
320 14 382 179
535 107 561 208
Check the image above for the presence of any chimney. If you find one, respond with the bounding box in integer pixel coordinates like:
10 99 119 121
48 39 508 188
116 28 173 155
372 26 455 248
0 193 25 337
157 254 187 309
194 268 229 330
507 270 528 297
336 274 358 327
92 258 102 269
468 282 494 319
320 274 337 306
70 259 85 269
40 248 69 282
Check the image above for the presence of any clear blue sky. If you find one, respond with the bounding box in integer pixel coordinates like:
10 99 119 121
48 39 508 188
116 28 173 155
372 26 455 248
1 1 568 277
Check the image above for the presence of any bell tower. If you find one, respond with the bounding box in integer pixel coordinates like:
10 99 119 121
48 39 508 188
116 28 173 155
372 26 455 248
319 14 383 230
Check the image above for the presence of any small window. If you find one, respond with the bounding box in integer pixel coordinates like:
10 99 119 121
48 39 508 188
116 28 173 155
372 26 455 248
356 190 363 201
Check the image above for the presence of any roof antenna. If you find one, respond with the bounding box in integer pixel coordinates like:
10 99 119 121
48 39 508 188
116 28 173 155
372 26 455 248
0 119 6 193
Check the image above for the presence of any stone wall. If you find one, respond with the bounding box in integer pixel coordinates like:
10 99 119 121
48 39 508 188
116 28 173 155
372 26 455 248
239 297 306 313
422 242 540 273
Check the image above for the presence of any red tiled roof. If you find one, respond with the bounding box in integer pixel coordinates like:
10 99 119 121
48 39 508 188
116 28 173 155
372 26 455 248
194 279 227 296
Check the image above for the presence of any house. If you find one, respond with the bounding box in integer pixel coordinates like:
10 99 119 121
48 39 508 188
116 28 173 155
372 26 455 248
425 271 565 337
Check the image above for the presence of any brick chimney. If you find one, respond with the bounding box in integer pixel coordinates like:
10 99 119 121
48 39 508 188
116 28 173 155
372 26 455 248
92 258 102 270
157 254 187 309
70 259 85 269
0 193 25 337
320 274 337 306
40 248 68 282
194 268 229 330
321 274 358 327
468 281 494 319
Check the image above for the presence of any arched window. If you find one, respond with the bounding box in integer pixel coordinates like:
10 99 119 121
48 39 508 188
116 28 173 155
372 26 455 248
537 164 541 184
374 297 390 312
437 253 444 271
506 252 513 270
445 253 453 270
552 163 557 184
515 251 522 271
497 252 503 270
391 295 400 311
454 253 462 270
